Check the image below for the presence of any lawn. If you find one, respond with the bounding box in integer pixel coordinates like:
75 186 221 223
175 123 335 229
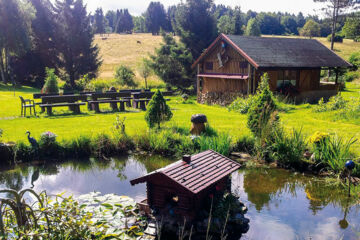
1 82 360 155
1 34 360 155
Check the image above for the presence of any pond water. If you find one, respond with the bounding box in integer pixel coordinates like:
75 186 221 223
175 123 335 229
0 155 359 240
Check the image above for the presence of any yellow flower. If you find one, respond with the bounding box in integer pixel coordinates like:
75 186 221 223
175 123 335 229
309 131 329 144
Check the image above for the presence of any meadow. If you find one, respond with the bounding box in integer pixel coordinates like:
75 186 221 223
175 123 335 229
1 33 360 155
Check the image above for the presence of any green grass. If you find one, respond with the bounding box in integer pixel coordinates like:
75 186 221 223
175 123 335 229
1 82 360 155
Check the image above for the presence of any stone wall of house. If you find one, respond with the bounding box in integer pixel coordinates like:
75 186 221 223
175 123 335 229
198 92 243 106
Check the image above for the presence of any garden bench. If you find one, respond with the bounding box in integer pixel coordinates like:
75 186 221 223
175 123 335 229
39 95 87 116
132 92 155 110
88 92 131 113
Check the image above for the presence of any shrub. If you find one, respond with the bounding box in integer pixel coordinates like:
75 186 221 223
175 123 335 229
311 135 357 174
145 90 173 129
91 133 117 157
327 33 344 43
348 52 360 71
42 68 59 94
233 135 255 154
61 135 92 158
247 73 278 137
344 71 360 82
87 79 111 92
115 65 137 88
76 74 92 91
271 128 307 169
328 93 347 110
39 131 61 158
228 95 255 114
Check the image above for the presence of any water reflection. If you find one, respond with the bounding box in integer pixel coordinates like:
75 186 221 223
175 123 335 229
233 168 360 240
0 158 359 239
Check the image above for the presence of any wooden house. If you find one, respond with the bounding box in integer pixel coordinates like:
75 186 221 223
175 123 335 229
130 150 241 220
192 34 352 104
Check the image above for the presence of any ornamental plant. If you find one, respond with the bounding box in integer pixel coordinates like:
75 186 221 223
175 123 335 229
39 131 59 157
308 131 330 144
145 90 173 129
42 68 59 94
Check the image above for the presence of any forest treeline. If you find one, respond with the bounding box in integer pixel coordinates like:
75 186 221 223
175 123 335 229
0 0 359 90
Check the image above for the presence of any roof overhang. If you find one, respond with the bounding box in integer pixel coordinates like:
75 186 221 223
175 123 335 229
197 73 249 80
191 33 259 69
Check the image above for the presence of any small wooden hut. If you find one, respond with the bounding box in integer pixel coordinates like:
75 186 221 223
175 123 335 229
192 34 352 104
130 150 241 220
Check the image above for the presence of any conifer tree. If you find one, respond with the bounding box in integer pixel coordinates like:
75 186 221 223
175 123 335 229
145 90 173 129
94 8 105 34
54 0 102 88
42 68 59 94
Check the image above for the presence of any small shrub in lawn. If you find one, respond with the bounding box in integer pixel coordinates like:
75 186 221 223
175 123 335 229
328 93 347 110
42 68 59 94
145 90 173 129
228 95 255 114
344 71 360 82
327 33 343 42
313 98 328 112
247 73 278 137
271 128 307 169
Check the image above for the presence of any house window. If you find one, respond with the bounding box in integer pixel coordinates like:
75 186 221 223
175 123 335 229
277 70 297 89
205 62 213 71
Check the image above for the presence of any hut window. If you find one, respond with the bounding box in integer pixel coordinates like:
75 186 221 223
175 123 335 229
205 62 213 70
277 70 297 88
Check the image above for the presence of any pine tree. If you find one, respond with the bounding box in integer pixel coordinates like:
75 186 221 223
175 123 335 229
42 68 59 94
174 0 217 59
150 32 193 90
54 0 102 88
94 8 105 34
145 2 168 35
145 90 173 129
105 10 116 32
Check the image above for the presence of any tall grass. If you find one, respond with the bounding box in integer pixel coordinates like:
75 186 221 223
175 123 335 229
198 133 232 156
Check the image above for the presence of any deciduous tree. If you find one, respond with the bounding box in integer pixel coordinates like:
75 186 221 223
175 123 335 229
299 19 321 38
245 18 261 36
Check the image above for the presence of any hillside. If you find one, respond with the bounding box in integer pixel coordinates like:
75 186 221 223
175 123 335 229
95 33 360 86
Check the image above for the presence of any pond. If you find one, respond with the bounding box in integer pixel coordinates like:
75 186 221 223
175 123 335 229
0 155 359 240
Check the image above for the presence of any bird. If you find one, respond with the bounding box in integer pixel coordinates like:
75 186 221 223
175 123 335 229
26 131 38 149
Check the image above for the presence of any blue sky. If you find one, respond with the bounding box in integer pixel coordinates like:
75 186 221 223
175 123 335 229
82 0 325 16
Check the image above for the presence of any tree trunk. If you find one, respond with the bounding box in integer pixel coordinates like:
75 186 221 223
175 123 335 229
0 53 6 83
330 3 337 50
145 77 148 89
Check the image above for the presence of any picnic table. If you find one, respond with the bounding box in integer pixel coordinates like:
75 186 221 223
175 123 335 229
40 95 87 115
131 92 155 110
88 92 131 113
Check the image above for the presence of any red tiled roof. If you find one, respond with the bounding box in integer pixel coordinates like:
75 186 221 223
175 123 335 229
130 150 241 194
197 73 249 80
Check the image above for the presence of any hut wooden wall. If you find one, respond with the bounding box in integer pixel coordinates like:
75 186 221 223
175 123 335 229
266 71 278 91
202 77 247 94
202 42 248 75
147 175 193 212
299 69 320 91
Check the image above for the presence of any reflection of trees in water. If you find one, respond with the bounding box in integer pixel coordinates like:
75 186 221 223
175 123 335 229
133 154 174 173
243 168 301 211
111 157 127 181
243 168 359 219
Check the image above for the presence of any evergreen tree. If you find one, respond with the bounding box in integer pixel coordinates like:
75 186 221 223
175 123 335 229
299 20 321 38
233 7 244 35
247 73 278 137
115 9 124 33
281 16 298 34
42 68 59 94
167 5 178 33
296 12 306 28
256 12 284 35
174 0 217 59
133 16 146 33
54 0 102 88
145 2 168 35
150 32 193 90
245 18 261 36
105 10 116 32
94 8 105 34
0 0 34 83
145 90 173 129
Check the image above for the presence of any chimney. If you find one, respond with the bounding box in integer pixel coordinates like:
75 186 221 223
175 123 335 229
183 155 191 164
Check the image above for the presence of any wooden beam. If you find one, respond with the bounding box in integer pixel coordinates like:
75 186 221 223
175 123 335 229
335 68 339 85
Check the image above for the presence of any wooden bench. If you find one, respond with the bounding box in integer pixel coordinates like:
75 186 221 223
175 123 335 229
88 92 131 113
40 95 87 116
132 92 155 110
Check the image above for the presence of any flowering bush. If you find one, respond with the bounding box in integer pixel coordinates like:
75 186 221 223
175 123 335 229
40 131 57 144
309 131 330 144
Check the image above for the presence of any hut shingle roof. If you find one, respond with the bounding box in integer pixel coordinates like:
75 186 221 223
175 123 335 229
130 150 241 194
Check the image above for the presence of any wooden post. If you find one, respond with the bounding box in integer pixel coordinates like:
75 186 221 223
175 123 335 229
247 65 252 94
335 68 339 85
